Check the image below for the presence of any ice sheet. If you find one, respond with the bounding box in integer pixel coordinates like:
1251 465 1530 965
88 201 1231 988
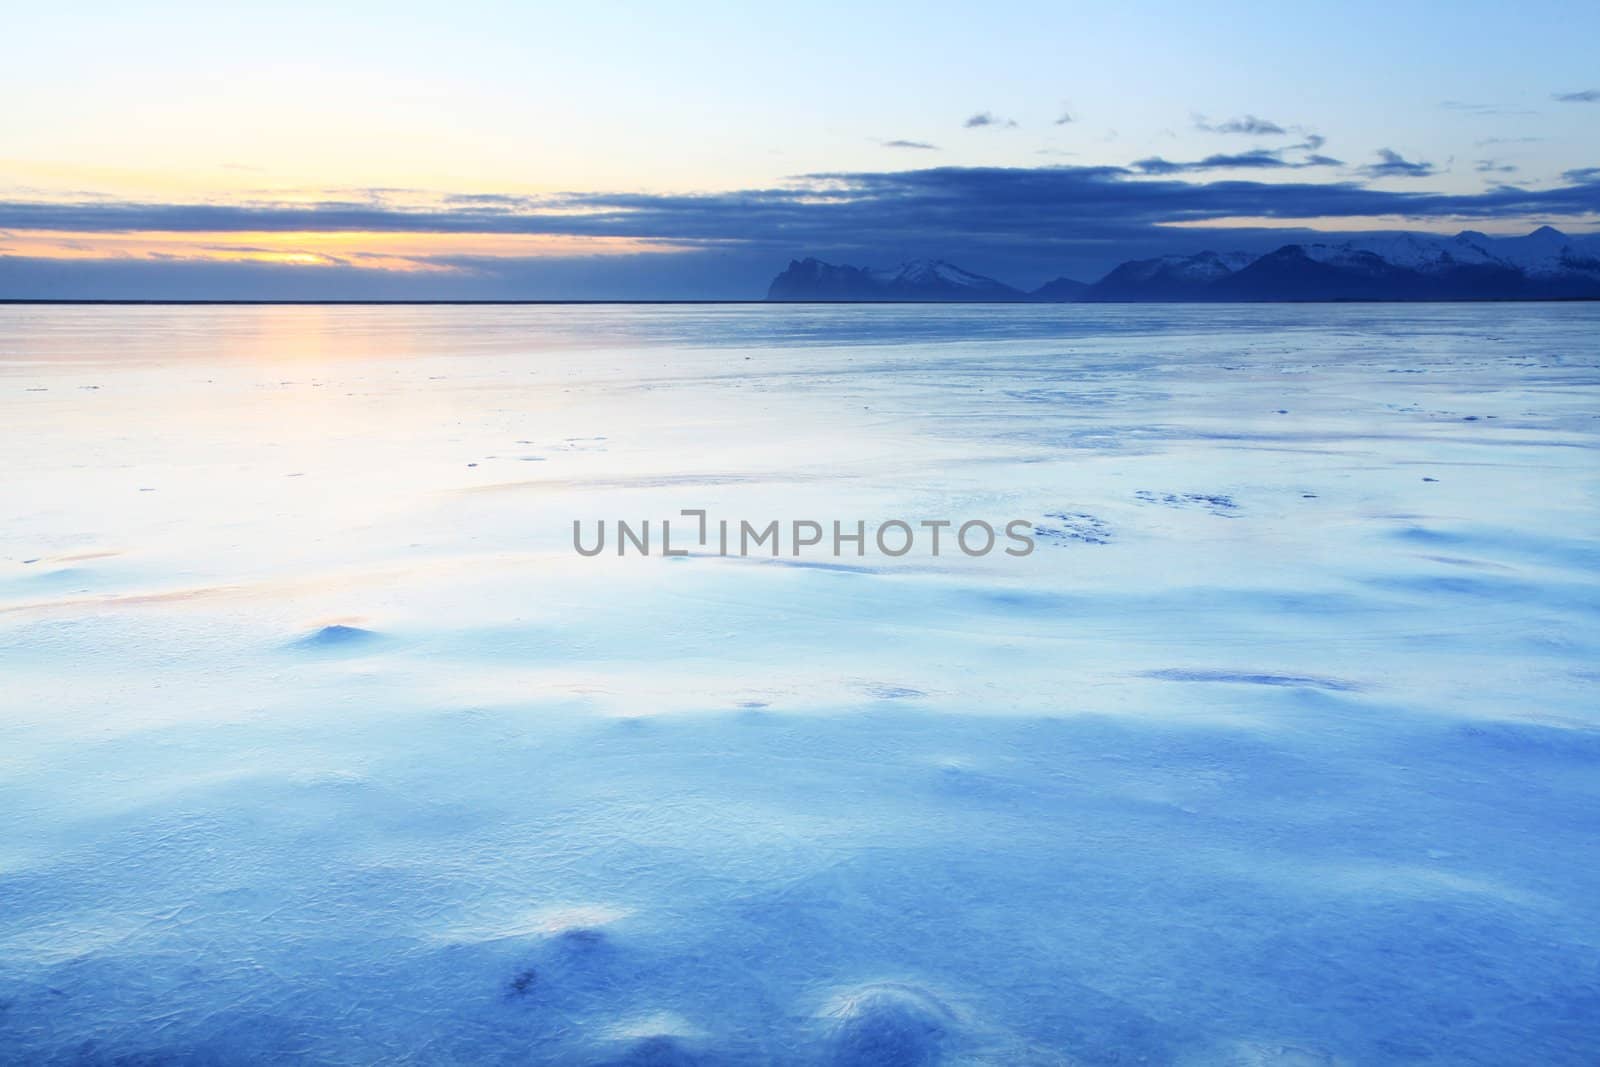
2 303 1598 1064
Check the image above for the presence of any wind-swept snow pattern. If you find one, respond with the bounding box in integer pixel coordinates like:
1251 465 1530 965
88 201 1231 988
2 303 1598 1064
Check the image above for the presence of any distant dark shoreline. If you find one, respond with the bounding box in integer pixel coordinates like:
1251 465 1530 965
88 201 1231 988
2 297 1597 307
0 299 774 306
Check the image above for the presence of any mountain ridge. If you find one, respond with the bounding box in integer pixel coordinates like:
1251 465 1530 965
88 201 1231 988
766 258 1032 302
765 228 1600 302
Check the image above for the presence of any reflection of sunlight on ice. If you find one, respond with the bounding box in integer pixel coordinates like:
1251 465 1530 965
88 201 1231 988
441 904 633 944
2 910 151 965
1311 863 1551 908
529 903 632 934
605 1011 707 1041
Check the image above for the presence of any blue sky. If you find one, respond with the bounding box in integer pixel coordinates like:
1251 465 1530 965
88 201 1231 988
3 0 1598 297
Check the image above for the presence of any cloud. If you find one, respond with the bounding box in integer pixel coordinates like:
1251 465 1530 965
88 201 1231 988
1553 89 1600 102
7 165 1600 297
881 139 939 150
964 112 1018 129
1361 149 1435 178
1133 151 1287 174
1474 159 1518 174
1476 136 1545 146
440 192 536 209
1440 100 1537 116
1194 114 1287 135
1054 112 1074 125
12 164 1596 244
1131 147 1342 174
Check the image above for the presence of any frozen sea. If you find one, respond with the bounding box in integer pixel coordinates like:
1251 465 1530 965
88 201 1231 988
2 303 1598 1066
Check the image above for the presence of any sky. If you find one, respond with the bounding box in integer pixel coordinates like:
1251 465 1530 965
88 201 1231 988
3 0 1599 298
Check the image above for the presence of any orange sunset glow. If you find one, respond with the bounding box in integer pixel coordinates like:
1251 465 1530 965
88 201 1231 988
0 230 697 272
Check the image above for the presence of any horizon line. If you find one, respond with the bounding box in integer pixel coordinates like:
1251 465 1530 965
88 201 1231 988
4 298 1600 307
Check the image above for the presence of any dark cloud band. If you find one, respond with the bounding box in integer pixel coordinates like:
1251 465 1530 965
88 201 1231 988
9 164 1596 244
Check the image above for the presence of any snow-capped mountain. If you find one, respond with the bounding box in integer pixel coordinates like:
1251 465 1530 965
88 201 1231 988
766 258 1028 301
872 259 1021 296
1199 227 1600 301
766 229 1600 302
1458 225 1600 278
1313 232 1503 272
1079 228 1600 301
1082 251 1254 301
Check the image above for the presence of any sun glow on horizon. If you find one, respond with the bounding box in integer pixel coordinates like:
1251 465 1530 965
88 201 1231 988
0 229 702 272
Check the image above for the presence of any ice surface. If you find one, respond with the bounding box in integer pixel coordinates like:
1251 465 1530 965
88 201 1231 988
1 303 1598 1064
